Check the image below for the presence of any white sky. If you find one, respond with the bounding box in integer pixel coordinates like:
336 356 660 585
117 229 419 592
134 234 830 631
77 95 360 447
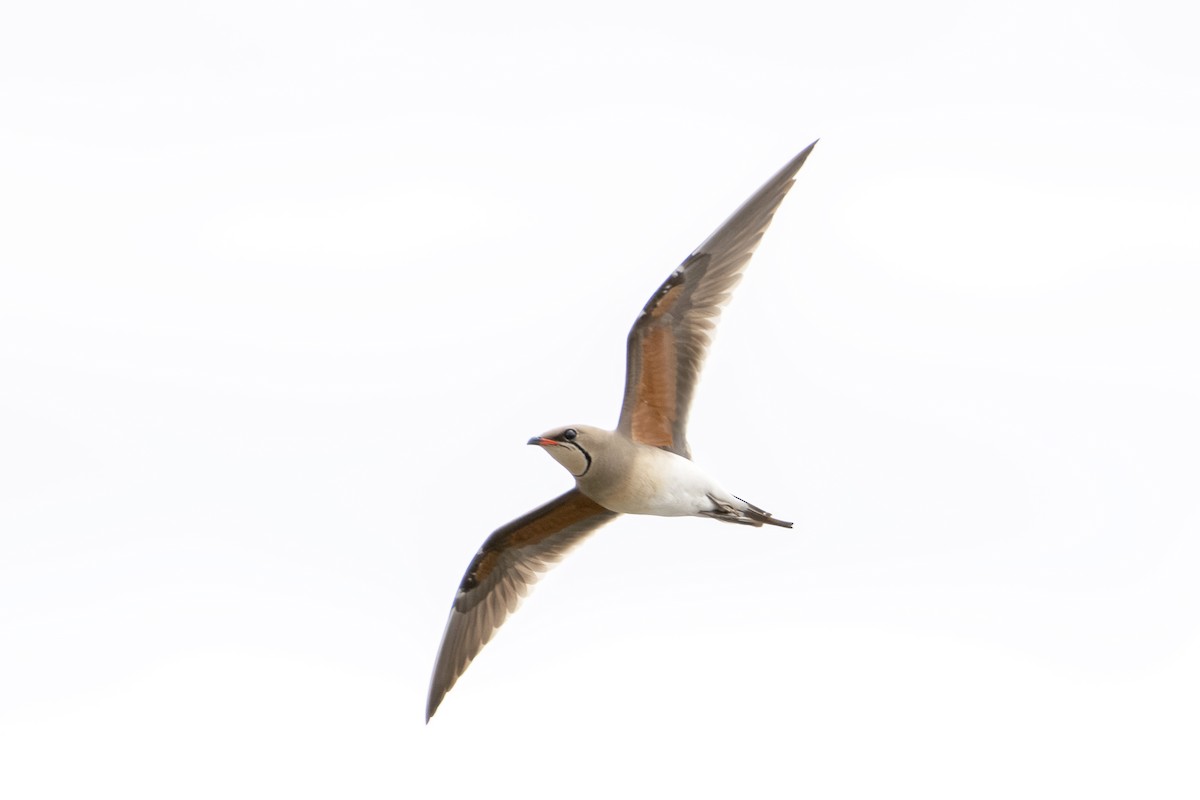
2 1 1198 797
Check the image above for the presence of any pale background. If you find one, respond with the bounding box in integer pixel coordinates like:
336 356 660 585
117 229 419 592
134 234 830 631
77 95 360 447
2 1 1197 797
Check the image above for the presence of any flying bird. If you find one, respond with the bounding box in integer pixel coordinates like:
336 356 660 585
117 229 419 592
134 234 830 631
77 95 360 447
426 141 817 720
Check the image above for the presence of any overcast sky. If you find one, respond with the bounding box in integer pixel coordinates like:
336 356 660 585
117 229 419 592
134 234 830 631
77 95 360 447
2 1 1198 797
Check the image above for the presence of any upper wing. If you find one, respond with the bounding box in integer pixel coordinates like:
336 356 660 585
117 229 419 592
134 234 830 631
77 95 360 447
426 489 620 721
616 142 817 457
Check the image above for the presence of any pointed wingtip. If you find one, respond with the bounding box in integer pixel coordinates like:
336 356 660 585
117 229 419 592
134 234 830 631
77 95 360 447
757 140 818 192
426 685 445 723
791 139 819 168
426 673 446 723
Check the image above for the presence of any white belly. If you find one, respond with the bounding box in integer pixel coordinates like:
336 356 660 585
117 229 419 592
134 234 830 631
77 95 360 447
585 447 730 517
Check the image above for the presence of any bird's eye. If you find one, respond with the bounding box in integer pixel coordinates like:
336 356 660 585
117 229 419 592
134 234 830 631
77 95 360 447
563 428 577 441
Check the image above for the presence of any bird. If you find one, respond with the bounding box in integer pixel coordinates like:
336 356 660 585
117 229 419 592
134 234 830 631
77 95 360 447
426 141 817 721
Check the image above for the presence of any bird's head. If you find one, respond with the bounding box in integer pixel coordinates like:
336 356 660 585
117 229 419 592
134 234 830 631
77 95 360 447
528 425 604 478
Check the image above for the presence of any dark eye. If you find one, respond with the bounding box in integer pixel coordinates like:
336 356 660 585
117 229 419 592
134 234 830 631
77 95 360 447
563 428 577 441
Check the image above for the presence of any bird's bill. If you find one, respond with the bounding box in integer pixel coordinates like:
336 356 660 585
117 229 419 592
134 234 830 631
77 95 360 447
527 437 561 447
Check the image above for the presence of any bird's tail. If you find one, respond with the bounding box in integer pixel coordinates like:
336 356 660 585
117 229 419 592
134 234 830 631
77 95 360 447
702 494 794 528
739 501 793 528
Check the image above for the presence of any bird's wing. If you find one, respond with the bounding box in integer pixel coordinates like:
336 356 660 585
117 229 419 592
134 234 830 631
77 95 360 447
616 142 817 458
426 489 620 721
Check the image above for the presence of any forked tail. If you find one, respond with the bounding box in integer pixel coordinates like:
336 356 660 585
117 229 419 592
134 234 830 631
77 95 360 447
739 501 793 528
701 494 794 528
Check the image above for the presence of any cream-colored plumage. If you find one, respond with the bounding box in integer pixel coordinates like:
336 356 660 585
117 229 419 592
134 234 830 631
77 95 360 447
426 142 817 721
532 424 776 521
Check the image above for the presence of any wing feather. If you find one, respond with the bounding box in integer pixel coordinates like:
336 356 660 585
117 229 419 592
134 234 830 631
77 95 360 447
426 489 620 721
616 142 817 457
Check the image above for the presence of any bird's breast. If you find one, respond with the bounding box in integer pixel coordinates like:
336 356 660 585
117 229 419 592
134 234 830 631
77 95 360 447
579 446 720 517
